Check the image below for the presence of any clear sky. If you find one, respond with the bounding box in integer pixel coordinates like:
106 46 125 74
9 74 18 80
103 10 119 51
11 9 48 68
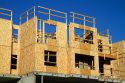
0 0 125 42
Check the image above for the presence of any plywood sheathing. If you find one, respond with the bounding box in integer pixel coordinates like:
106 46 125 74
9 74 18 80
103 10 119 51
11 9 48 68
0 18 12 74
104 64 112 76
56 22 68 74
19 17 37 75
35 44 46 72
112 41 125 79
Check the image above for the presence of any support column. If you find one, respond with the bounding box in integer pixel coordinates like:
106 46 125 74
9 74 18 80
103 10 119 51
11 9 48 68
36 75 44 83
41 76 44 83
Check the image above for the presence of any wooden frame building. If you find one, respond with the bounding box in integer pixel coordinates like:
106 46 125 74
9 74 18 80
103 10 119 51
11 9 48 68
0 6 124 83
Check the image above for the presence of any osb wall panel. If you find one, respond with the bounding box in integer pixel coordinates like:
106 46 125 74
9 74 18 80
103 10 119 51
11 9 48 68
93 53 99 76
56 22 67 47
80 43 94 54
11 69 18 75
91 70 99 76
112 41 125 79
70 41 94 51
113 41 125 56
80 69 91 75
35 44 46 72
104 64 111 76
47 38 57 51
46 66 58 73
112 41 124 67
111 60 119 78
0 19 12 74
70 47 94 57
118 66 125 80
19 17 37 75
0 19 12 46
67 48 72 74
57 48 68 74
123 41 125 54
0 47 11 74
19 45 35 74
54 22 68 74
68 50 77 74
20 17 37 49
69 23 75 41
12 43 19 55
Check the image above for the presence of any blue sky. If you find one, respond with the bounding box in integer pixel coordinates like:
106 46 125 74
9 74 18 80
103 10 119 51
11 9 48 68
0 0 125 42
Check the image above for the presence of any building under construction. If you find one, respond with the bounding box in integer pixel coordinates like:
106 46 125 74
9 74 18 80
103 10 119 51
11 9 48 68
0 6 125 83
